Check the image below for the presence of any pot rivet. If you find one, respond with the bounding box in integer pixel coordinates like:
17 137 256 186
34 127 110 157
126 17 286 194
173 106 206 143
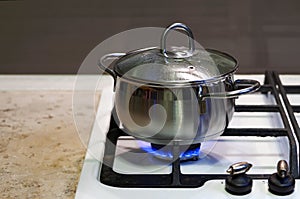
188 66 195 70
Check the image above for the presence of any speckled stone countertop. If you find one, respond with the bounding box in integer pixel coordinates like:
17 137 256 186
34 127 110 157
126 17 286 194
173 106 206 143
0 75 101 198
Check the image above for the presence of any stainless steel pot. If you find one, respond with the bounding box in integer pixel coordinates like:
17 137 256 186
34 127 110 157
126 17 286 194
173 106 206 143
99 23 260 145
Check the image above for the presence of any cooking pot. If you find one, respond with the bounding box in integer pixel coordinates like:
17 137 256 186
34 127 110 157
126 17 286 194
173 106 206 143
99 23 260 145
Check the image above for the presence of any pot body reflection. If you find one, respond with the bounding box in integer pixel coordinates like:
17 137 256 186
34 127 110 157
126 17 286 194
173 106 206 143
114 75 235 145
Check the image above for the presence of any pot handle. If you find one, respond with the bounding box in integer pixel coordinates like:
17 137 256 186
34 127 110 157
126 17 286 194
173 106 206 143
98 53 126 85
200 79 260 100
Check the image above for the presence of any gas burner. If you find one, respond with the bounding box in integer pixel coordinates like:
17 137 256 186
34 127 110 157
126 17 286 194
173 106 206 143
148 143 201 161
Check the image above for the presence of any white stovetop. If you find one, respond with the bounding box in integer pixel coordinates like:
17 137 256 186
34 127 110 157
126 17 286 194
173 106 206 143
75 74 300 199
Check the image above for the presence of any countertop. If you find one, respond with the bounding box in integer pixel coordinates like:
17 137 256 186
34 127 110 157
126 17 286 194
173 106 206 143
0 75 103 198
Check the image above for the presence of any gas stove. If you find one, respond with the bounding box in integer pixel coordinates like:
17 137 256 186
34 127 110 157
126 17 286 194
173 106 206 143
75 71 300 198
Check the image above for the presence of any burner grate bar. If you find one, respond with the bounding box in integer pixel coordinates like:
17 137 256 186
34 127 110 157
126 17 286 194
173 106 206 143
292 105 300 113
235 105 279 112
258 84 273 93
267 71 298 177
171 143 182 186
224 128 287 136
273 72 300 177
284 85 300 94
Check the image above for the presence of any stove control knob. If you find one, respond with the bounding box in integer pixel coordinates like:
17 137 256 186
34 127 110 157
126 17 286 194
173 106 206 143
268 160 295 195
225 162 253 195
226 162 252 175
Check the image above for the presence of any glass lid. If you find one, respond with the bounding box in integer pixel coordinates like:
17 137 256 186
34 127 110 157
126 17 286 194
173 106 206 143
113 23 237 84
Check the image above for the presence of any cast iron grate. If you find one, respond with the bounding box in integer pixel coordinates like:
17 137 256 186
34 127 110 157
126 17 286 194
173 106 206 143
98 71 300 188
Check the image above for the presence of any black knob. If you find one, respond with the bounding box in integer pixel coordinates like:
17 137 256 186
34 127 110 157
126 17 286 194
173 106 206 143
225 162 253 195
268 160 295 195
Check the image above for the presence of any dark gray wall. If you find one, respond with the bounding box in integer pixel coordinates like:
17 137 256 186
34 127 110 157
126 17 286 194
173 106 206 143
1 0 300 74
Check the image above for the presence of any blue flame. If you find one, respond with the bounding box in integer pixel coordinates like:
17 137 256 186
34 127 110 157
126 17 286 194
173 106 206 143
138 141 200 161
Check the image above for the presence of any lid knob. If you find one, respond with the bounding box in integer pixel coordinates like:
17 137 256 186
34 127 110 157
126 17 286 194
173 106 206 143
160 23 195 58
